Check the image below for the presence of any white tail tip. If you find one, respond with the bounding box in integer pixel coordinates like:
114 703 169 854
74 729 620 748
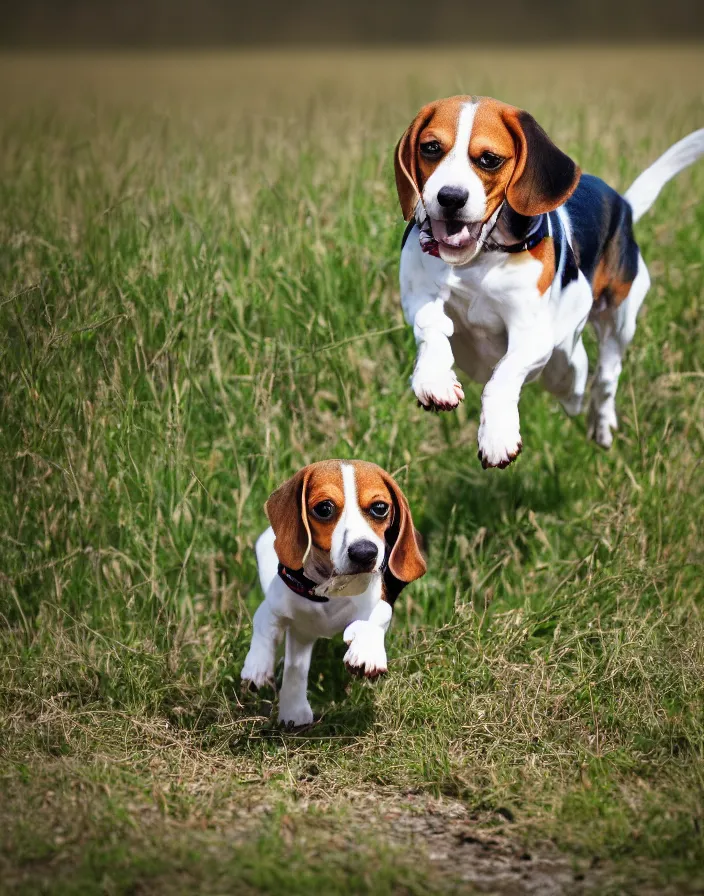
625 128 704 223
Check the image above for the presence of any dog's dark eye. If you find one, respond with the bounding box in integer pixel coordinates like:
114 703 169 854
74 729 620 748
369 501 390 520
475 151 505 171
312 500 336 520
420 141 443 159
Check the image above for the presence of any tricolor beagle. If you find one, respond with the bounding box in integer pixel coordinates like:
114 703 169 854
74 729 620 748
396 96 704 467
241 460 426 727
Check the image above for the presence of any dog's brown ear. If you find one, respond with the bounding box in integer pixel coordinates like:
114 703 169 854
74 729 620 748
382 473 427 584
503 108 581 216
265 467 313 570
395 102 437 221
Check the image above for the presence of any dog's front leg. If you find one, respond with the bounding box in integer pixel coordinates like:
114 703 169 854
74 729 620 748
343 599 391 679
278 629 315 728
241 601 282 690
477 324 554 469
400 239 463 412
405 296 465 412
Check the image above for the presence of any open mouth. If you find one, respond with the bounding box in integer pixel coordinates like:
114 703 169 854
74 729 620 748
419 218 484 259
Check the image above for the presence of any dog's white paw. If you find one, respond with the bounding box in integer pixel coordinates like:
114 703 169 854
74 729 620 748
241 647 275 691
412 368 464 412
343 621 388 679
477 406 522 469
278 699 314 728
587 401 618 449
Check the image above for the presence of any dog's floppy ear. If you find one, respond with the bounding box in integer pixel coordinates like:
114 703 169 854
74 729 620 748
382 473 427 585
265 467 313 570
394 102 438 221
503 108 580 216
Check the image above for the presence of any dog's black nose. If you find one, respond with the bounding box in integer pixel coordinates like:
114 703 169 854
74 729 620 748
347 540 378 568
437 185 469 209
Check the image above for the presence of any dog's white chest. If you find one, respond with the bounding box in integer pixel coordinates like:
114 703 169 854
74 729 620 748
447 252 543 315
441 254 544 380
284 583 380 640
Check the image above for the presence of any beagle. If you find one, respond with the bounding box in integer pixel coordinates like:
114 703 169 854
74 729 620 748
241 460 426 727
395 96 704 467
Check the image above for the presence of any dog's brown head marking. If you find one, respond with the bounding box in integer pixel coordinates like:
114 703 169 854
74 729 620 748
395 96 581 225
265 460 426 584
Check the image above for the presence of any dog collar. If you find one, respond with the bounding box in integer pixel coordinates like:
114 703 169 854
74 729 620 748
484 214 549 254
277 547 404 604
277 564 329 602
498 231 545 253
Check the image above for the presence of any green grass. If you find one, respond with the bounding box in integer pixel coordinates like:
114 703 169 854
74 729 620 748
1 48 703 894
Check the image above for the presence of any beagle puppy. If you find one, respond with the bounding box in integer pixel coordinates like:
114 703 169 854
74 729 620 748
241 460 426 727
396 96 704 467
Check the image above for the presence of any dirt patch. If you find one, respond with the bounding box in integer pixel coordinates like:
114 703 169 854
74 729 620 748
343 791 591 894
293 787 654 895
390 809 589 894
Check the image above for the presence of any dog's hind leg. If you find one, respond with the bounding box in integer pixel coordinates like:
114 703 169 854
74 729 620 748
542 335 589 418
588 255 650 448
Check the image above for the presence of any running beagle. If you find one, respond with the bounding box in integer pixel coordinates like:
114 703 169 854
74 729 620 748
241 460 426 727
396 96 704 467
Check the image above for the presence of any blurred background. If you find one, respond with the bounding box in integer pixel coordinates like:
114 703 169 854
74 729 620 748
3 0 704 47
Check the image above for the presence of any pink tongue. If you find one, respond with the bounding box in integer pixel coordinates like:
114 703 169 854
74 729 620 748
430 219 479 249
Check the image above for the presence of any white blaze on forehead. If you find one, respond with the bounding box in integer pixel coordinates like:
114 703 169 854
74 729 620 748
330 463 386 574
422 100 487 223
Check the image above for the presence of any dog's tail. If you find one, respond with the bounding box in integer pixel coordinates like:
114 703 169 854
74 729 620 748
624 129 704 223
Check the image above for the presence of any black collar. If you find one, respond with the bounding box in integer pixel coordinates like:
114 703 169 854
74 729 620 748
483 213 549 254
277 563 329 603
277 546 406 606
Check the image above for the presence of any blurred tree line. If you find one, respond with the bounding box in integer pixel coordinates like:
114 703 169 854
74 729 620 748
3 0 703 47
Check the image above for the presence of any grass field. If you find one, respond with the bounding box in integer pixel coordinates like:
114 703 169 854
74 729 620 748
1 47 703 894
